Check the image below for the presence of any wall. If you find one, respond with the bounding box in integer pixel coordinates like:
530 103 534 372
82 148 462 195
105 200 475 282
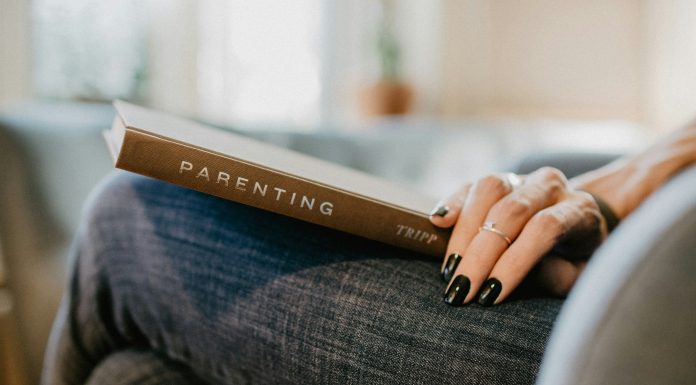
0 0 31 108
441 0 643 120
440 0 696 131
642 0 696 131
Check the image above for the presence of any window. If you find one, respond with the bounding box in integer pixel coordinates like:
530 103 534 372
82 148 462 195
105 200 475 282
31 0 440 130
33 0 147 101
197 0 324 128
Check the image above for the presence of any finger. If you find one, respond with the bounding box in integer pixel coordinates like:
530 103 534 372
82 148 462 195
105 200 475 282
440 174 514 280
429 183 471 228
444 167 567 304
550 191 606 260
478 193 600 306
534 256 588 297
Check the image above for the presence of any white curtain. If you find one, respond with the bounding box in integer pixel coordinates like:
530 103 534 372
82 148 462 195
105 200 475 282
145 0 443 129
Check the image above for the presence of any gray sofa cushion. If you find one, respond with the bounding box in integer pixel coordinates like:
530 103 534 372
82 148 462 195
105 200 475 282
537 165 696 385
511 151 620 179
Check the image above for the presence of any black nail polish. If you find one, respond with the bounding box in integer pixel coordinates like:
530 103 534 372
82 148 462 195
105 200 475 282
441 253 462 282
430 205 449 217
443 275 471 306
477 278 502 307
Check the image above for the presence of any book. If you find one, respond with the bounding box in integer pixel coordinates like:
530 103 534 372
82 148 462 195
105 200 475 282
103 101 451 256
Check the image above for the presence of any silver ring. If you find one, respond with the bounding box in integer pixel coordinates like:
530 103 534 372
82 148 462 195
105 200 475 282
504 173 523 190
478 221 513 246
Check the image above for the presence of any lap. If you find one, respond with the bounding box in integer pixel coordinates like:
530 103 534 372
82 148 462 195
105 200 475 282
57 172 562 384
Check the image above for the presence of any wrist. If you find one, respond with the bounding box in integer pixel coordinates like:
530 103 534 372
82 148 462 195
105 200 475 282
571 149 691 219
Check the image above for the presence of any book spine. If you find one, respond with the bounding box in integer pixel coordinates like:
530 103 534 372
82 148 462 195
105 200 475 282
116 129 450 256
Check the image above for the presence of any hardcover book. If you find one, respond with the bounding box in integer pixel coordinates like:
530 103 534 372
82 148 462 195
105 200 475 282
103 101 451 256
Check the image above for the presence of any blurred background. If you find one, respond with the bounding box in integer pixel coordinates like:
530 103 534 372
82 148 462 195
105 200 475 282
1 1 696 384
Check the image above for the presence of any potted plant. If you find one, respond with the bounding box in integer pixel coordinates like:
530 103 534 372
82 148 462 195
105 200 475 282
360 0 414 117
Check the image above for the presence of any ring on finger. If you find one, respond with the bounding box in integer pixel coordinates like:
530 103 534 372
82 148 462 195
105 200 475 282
478 221 513 246
504 173 523 190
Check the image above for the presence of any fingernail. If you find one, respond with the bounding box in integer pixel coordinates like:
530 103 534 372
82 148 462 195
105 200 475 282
477 278 502 307
430 205 449 218
443 275 471 306
441 253 462 282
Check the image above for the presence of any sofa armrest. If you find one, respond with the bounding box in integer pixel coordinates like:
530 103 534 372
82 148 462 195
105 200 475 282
537 165 696 385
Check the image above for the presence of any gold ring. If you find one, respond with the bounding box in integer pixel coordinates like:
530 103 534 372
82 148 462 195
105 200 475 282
478 221 513 245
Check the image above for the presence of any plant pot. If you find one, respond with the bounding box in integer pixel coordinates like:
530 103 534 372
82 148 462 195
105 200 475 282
359 81 414 117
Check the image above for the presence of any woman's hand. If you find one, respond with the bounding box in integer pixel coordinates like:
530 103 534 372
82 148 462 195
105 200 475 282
430 168 604 307
430 123 696 307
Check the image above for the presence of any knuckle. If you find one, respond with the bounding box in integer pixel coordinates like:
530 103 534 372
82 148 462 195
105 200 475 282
569 192 603 226
546 180 566 197
474 175 509 195
574 191 598 209
494 196 533 217
537 167 567 184
589 209 604 230
582 200 605 230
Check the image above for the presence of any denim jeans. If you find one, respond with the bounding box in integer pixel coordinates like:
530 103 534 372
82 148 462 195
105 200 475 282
42 172 562 385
